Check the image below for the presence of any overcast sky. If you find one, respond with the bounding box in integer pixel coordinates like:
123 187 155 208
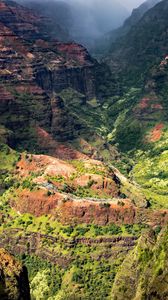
122 0 145 10
20 0 147 11
65 0 147 11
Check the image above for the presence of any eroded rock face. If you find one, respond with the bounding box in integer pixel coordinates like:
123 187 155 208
0 0 66 41
111 227 168 300
0 230 138 268
51 95 76 141
35 42 96 99
0 0 96 147
0 248 30 300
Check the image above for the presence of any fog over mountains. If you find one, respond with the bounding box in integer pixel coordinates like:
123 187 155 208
17 0 130 46
17 0 159 48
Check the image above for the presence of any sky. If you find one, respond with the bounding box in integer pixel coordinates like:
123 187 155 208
19 0 147 12
64 0 146 11
122 0 146 10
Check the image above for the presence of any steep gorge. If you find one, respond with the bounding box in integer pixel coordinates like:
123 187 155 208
0 0 168 299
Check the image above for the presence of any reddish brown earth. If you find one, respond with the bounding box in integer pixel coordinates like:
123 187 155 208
17 153 76 178
16 151 120 198
13 152 168 227
134 94 163 120
0 0 96 149
10 188 135 225
73 174 119 197
10 155 168 226
11 187 168 227
10 151 168 227
36 127 87 160
148 123 164 142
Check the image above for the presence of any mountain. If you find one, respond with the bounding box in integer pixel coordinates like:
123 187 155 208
93 0 161 56
105 0 168 82
17 0 72 41
4 0 70 41
111 227 168 300
0 0 98 149
0 0 168 299
109 0 161 44
99 0 168 208
17 0 129 49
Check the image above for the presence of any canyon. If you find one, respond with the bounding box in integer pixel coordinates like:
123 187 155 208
0 0 168 299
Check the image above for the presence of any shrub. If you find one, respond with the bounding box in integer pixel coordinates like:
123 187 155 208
100 202 111 209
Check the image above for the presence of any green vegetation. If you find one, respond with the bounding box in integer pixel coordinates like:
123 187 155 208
132 132 168 208
0 1 168 299
111 227 168 300
69 160 105 176
0 144 20 171
17 254 118 300
0 144 20 195
0 247 30 299
20 256 64 300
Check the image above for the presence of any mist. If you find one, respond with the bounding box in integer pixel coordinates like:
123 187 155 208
69 0 129 38
18 0 146 47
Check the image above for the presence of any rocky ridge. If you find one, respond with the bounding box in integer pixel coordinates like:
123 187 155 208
0 229 138 268
0 0 96 148
0 1 168 299
0 248 30 300
111 227 168 300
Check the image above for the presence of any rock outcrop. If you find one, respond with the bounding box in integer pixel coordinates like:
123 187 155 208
0 248 30 300
0 0 96 147
111 227 168 300
0 229 138 268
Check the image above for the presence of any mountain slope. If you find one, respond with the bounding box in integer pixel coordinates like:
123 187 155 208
18 0 129 49
0 0 97 151
0 248 30 300
17 0 72 41
0 1 168 300
105 0 168 83
93 0 161 56
98 0 168 208
109 0 161 45
111 227 168 300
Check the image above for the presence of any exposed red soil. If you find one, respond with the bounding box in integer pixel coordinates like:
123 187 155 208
36 127 87 160
55 199 135 226
148 123 164 142
17 152 119 198
11 189 64 217
17 153 76 178
138 96 163 110
73 174 119 197
11 188 168 227
12 188 135 225
139 97 151 109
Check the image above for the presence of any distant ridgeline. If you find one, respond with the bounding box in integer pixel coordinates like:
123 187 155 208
0 0 168 300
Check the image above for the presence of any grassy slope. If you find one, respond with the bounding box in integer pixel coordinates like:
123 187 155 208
111 227 168 300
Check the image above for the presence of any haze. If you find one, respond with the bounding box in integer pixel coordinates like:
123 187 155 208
18 0 148 47
54 0 146 11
